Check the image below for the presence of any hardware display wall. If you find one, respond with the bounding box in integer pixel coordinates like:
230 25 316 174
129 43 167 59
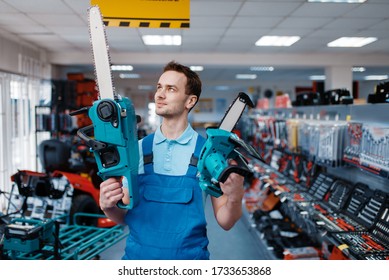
241 103 389 260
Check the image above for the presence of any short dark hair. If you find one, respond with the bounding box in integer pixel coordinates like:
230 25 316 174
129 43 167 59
163 61 202 105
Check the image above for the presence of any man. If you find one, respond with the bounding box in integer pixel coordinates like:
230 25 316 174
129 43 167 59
99 61 245 260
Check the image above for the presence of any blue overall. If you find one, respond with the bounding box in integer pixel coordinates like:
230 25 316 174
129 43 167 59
122 133 209 260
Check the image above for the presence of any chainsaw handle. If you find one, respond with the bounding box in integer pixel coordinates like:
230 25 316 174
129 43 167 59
115 172 138 210
77 125 106 150
218 153 253 183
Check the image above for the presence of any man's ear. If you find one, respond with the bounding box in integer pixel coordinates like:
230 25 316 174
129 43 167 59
186 95 198 110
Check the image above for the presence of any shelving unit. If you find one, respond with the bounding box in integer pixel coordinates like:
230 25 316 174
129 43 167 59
35 106 53 171
240 103 389 260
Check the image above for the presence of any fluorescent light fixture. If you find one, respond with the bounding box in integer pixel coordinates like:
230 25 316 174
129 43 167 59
255 36 300 47
250 66 275 72
215 86 230 91
309 75 326 80
327 37 377 47
190 66 204 72
308 0 366 3
364 75 388 81
142 35 181 46
111 65 133 71
236 74 257 80
119 73 140 79
138 85 154 90
352 67 366 72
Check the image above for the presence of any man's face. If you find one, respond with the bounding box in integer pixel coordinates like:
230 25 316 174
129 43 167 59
154 70 195 118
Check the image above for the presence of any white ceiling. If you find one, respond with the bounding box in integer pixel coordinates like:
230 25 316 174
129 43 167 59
0 0 389 95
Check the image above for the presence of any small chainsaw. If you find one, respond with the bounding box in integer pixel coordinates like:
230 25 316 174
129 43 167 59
197 92 264 197
70 6 139 209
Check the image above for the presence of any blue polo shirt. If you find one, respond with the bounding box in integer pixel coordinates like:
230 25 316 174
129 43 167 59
138 124 199 175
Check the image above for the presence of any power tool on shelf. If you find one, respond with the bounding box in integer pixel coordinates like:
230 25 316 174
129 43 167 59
3 218 55 254
70 6 139 209
197 92 264 197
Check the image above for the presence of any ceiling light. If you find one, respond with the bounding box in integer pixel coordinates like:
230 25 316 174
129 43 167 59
250 66 275 72
236 74 257 80
255 36 300 47
142 35 182 46
111 65 133 71
327 37 377 47
190 66 204 71
215 86 229 91
352 67 366 72
119 73 140 79
138 85 154 90
309 75 326 80
364 75 388 81
307 0 366 3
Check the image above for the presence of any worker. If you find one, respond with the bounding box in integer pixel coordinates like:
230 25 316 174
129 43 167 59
99 61 245 260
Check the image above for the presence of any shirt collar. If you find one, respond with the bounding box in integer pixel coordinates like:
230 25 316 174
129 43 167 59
155 124 195 145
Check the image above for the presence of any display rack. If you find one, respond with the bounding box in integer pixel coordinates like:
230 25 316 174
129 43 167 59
241 103 389 260
35 106 52 170
2 213 127 260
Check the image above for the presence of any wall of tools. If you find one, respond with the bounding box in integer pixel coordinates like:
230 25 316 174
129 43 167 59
240 103 389 260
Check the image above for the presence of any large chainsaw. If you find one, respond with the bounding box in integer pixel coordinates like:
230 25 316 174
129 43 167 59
197 92 264 197
70 6 139 209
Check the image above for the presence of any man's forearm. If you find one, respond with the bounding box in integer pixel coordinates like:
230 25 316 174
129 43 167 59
101 206 127 225
212 196 243 230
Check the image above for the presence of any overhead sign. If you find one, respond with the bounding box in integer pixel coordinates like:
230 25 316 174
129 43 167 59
90 0 190 28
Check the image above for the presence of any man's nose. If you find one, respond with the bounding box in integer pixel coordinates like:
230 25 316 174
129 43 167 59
155 88 166 98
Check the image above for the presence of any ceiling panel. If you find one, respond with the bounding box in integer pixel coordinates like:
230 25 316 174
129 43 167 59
0 0 387 96
277 17 334 29
291 3 357 17
324 18 383 30
191 2 242 16
3 0 73 14
239 2 303 16
344 3 389 18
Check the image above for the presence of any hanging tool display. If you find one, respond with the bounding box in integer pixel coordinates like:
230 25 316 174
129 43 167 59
70 6 139 209
197 92 264 197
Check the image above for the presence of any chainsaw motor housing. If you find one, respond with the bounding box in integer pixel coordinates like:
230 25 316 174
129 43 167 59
74 97 140 209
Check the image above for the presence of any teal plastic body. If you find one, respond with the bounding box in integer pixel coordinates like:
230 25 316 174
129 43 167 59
197 128 238 197
3 218 54 253
88 97 139 209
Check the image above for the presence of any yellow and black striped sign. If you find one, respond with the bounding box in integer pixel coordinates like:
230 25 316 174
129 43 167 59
90 0 190 29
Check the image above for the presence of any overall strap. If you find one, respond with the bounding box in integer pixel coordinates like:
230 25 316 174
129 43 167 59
142 133 155 174
187 134 206 177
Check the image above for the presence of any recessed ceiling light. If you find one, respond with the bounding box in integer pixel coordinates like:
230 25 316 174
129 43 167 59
119 73 140 79
190 66 204 71
327 37 377 47
215 86 229 91
236 74 257 80
364 75 388 81
255 36 300 47
309 75 326 80
352 67 366 72
307 0 366 3
138 85 154 90
250 66 275 72
111 65 133 71
142 35 182 46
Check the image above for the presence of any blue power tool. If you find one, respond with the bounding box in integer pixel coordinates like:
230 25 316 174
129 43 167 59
197 92 264 197
70 6 139 209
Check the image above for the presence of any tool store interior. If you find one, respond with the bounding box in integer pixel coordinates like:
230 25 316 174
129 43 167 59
1 0 389 261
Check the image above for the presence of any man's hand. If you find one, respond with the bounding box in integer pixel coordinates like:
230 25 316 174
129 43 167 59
99 177 125 211
219 167 245 202
211 159 245 230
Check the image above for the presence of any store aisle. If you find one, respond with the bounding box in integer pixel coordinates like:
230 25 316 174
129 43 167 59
204 196 273 260
100 196 273 260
